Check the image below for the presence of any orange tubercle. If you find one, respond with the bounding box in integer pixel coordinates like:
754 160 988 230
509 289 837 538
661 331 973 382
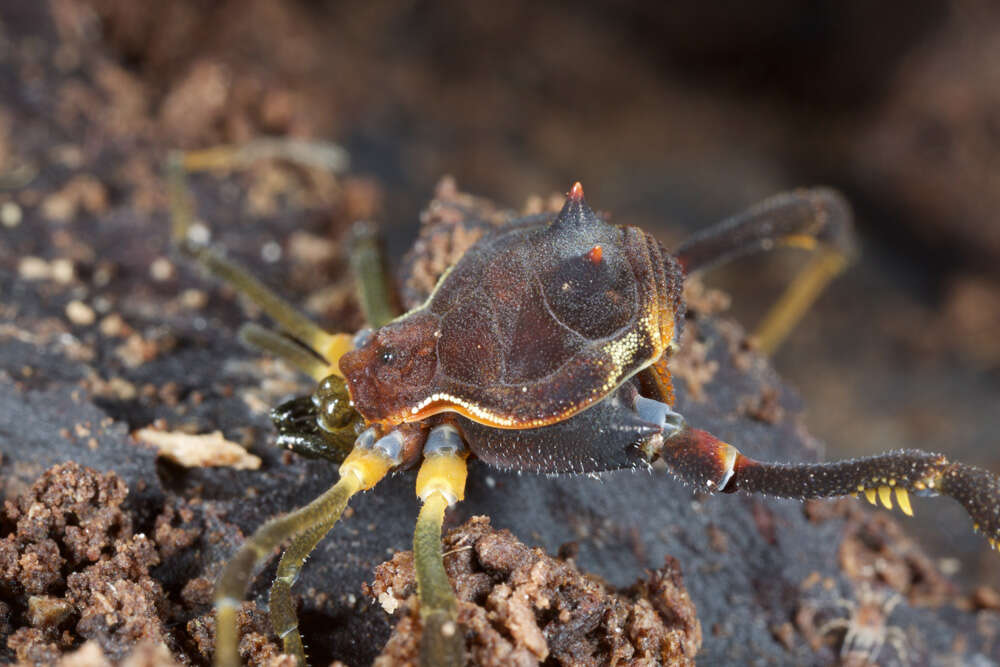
586 244 603 264
569 181 585 200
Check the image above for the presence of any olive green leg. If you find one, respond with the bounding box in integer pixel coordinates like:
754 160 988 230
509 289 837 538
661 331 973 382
268 508 344 662
414 426 469 667
214 447 393 667
166 145 355 369
214 474 361 667
414 493 463 667
349 221 398 328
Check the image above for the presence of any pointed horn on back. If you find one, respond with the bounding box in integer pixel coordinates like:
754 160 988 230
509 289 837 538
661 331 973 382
552 181 601 232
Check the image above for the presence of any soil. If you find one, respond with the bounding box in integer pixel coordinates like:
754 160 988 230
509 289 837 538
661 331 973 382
370 516 701 666
2 1 1000 665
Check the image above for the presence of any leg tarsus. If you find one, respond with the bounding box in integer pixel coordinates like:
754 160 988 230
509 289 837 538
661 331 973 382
269 512 344 664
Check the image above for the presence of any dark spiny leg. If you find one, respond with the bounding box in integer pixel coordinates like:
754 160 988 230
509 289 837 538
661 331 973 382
676 188 858 354
642 414 1000 550
213 443 394 667
268 427 424 663
414 425 469 667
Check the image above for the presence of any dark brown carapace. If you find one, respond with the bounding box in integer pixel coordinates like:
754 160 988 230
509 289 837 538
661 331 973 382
339 183 683 473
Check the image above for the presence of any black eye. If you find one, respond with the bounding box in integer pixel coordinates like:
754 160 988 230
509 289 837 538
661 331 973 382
379 349 395 364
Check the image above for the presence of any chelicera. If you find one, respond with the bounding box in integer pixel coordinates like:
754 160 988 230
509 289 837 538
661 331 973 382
167 143 1000 667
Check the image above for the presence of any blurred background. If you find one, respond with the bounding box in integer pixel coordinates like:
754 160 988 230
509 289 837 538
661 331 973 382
3 0 999 587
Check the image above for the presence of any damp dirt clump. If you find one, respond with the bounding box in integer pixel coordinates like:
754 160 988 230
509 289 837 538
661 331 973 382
368 515 702 666
0 462 172 663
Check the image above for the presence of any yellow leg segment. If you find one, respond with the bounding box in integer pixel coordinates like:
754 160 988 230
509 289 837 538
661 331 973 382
677 188 857 355
414 450 468 667
753 248 849 355
177 138 349 174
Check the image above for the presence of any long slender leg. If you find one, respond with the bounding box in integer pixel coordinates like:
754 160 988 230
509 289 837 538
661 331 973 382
267 426 425 663
166 146 354 369
676 188 858 354
635 400 1000 550
239 323 330 381
175 138 349 174
414 425 469 667
349 221 398 329
213 443 395 667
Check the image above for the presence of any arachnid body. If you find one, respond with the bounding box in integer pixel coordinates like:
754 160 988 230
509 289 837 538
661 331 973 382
167 145 1000 667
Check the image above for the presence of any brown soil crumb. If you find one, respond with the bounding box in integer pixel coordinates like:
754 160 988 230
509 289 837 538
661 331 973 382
187 601 292 667
740 385 785 425
369 516 702 666
0 463 170 662
682 276 732 318
669 324 718 402
0 463 235 664
153 502 200 559
399 177 526 309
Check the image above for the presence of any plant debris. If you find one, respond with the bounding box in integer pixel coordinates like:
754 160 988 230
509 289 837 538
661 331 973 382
135 428 262 470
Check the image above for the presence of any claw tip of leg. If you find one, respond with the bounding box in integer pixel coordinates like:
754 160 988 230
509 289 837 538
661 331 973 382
894 487 913 516
877 485 893 509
